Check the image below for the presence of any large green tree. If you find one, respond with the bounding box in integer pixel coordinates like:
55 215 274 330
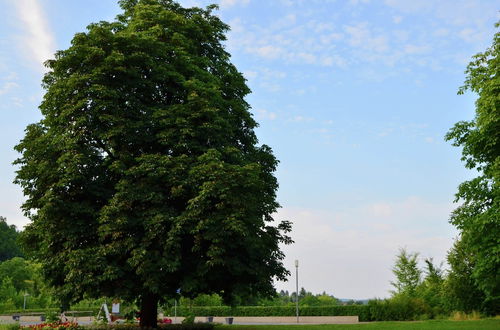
445 22 500 314
0 217 23 262
14 0 292 326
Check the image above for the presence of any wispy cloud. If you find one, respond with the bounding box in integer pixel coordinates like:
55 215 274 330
219 0 250 8
289 115 314 123
344 22 389 53
0 82 19 95
224 0 498 83
254 108 277 121
13 0 55 71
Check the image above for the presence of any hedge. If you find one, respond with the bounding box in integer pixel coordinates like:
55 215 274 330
167 298 438 322
166 305 371 321
1 308 98 317
3 299 436 322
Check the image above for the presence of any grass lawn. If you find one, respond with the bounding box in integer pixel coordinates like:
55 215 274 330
215 319 500 330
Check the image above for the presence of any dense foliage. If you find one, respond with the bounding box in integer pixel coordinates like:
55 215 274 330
14 0 291 326
0 257 55 312
445 21 500 314
0 217 23 262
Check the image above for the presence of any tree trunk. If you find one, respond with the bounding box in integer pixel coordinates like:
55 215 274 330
140 292 158 328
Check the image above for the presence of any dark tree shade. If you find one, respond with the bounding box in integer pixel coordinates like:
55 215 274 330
0 217 23 262
14 0 292 326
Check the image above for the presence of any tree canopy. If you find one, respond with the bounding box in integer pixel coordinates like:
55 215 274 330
445 21 500 313
0 217 23 262
14 0 292 326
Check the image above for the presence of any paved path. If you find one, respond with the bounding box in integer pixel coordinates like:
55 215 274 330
1 315 360 326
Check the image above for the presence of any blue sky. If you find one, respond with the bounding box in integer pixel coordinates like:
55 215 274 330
0 0 498 299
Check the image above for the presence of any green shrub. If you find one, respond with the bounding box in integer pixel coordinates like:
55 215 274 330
368 296 431 321
181 312 195 324
45 309 59 322
5 325 20 330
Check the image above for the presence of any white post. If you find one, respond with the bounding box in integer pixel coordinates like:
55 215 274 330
295 260 299 323
174 299 177 324
23 293 29 310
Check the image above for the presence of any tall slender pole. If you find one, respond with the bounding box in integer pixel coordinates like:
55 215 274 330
174 299 177 324
295 260 299 323
23 293 29 310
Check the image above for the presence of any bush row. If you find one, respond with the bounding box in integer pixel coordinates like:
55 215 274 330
167 305 371 321
167 298 445 321
367 297 440 321
2 308 98 317
2 308 59 315
3 299 442 322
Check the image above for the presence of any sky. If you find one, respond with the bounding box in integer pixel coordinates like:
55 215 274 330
0 0 498 300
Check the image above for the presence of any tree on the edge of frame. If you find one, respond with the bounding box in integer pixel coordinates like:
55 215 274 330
14 0 292 326
445 21 500 314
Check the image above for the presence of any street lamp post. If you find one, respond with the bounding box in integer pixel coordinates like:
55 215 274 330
295 260 299 323
23 293 30 310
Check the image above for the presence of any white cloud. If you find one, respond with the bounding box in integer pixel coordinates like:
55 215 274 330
320 32 344 44
370 203 393 217
392 30 409 42
458 28 482 43
219 0 250 8
250 45 284 59
227 17 245 34
323 55 347 68
255 108 277 121
384 0 432 13
349 0 371 5
0 82 19 95
274 13 297 29
13 0 55 71
11 97 24 107
404 44 431 55
224 0 497 81
259 81 282 93
290 115 314 123
242 70 258 79
344 23 389 53
384 0 498 45
296 52 317 64
433 28 449 37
